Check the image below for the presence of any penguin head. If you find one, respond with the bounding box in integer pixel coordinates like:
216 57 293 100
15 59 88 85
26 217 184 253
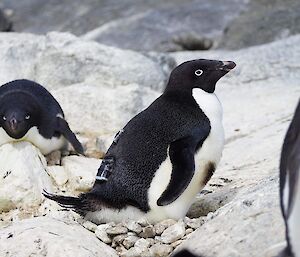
166 59 236 93
0 94 40 139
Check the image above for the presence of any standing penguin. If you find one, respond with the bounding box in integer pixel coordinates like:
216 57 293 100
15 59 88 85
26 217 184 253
44 59 236 223
0 79 84 155
279 100 300 257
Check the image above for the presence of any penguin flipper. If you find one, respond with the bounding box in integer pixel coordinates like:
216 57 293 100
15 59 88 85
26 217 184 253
157 137 196 206
56 117 85 155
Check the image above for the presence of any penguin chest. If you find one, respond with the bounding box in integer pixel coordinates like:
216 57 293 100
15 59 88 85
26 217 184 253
0 127 66 155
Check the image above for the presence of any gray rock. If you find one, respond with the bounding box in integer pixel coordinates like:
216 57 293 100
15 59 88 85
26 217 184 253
184 217 204 229
160 221 186 244
124 220 143 234
154 218 177 235
134 238 151 252
121 247 143 257
137 217 150 227
95 224 112 244
185 228 194 235
2 0 246 52
116 245 128 256
0 217 118 257
123 235 140 249
61 156 100 192
106 225 128 236
149 243 173 257
171 240 184 248
219 0 300 49
45 150 61 166
176 178 285 257
83 0 247 52
146 238 156 246
112 234 127 247
0 142 53 213
139 225 156 238
46 166 68 187
81 220 98 232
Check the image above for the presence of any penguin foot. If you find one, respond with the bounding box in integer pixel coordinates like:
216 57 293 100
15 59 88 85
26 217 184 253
95 156 115 182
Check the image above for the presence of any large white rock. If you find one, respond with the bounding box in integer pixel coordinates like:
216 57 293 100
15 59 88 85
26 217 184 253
0 217 118 257
0 142 52 213
0 32 169 134
61 155 101 192
177 177 285 257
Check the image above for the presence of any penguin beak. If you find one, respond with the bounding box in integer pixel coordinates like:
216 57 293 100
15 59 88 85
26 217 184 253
9 117 18 131
220 61 236 71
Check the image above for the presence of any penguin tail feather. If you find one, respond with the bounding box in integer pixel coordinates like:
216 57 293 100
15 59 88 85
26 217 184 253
43 190 93 215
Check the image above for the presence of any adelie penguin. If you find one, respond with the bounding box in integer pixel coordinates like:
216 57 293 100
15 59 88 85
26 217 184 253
44 59 236 223
279 100 300 257
0 79 84 155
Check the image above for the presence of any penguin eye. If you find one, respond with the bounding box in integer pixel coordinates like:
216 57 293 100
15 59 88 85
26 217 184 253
2 116 6 121
25 115 30 120
195 69 203 76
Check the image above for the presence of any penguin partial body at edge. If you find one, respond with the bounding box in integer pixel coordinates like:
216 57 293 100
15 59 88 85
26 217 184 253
0 79 84 155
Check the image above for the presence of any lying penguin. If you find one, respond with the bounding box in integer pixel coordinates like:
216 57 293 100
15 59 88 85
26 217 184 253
44 59 236 223
0 79 84 155
279 100 300 257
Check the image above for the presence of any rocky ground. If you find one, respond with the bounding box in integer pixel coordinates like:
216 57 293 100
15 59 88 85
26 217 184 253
0 1 299 257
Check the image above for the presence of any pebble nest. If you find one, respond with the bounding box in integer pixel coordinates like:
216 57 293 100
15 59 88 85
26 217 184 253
79 216 208 257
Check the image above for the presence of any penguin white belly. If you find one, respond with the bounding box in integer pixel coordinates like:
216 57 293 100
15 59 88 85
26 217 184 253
146 89 224 222
0 127 66 155
285 169 300 257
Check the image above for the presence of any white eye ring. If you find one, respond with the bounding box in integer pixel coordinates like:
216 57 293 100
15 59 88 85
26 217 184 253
3 116 6 121
25 115 30 120
195 69 203 76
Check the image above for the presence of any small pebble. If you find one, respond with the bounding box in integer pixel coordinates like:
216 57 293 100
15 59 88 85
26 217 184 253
171 240 183 248
82 220 97 232
121 247 142 257
146 238 155 246
123 235 140 249
137 217 150 227
134 238 150 251
150 243 173 257
106 225 128 236
185 228 194 235
116 245 127 256
124 220 143 234
95 225 112 244
184 217 204 229
139 225 156 238
112 234 127 247
160 221 185 244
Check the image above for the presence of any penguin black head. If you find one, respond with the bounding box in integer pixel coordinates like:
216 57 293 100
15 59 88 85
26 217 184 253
166 59 236 93
0 93 40 139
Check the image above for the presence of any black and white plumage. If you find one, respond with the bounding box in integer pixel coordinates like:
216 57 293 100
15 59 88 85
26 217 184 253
0 79 84 155
280 100 300 257
44 59 236 223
